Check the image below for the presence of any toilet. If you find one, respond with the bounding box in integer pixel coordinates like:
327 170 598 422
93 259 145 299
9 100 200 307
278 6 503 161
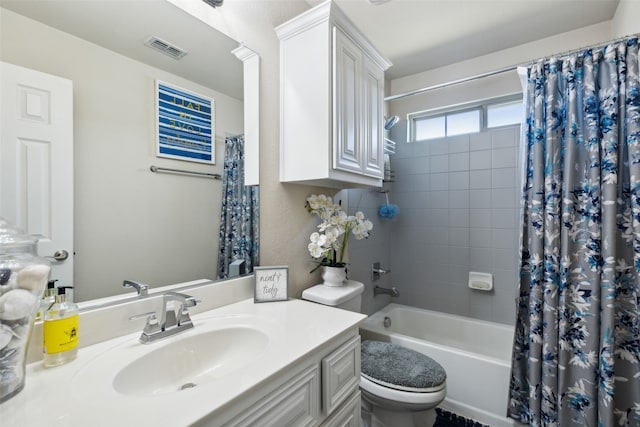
302 280 447 427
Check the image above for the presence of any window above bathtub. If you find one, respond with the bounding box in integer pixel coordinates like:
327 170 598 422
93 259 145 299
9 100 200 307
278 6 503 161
407 94 523 143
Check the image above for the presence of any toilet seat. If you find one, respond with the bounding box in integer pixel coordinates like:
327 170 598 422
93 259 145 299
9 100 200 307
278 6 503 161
359 340 447 409
361 372 446 394
361 341 446 388
360 375 446 407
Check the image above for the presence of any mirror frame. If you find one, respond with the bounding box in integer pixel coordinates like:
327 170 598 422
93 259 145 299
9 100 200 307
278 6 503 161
232 45 260 187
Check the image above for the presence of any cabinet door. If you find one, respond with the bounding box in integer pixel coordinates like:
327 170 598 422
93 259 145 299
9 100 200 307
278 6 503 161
320 391 361 427
361 57 385 178
225 365 320 427
333 28 362 175
322 335 360 415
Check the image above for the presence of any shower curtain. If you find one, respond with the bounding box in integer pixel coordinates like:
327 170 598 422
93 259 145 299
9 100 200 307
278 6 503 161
509 37 640 426
216 135 259 278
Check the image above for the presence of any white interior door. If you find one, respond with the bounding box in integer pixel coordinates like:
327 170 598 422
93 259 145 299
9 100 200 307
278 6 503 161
0 61 74 288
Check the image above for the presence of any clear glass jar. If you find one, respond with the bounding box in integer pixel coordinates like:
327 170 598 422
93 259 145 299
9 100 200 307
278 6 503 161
0 218 50 403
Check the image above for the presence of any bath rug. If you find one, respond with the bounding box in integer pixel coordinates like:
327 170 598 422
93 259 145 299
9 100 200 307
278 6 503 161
433 408 490 427
361 340 446 390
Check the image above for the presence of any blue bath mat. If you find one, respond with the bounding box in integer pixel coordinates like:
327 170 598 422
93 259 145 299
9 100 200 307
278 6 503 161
433 408 490 427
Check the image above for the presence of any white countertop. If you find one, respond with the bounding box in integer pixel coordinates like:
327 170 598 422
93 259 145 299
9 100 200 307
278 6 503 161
0 298 366 427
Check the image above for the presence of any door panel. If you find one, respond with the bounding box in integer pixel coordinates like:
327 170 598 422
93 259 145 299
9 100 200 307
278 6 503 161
333 28 362 174
1 61 74 288
362 57 384 178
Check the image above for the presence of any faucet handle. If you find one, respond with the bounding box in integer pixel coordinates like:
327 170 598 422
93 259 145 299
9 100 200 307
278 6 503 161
177 306 194 328
371 262 391 282
129 311 161 338
129 311 156 320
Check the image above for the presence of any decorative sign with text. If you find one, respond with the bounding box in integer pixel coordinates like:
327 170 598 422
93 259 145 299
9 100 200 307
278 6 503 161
156 81 215 164
254 266 288 303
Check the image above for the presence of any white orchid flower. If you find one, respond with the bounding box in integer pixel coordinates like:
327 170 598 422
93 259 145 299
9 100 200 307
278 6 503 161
308 242 325 258
309 232 327 246
306 194 374 266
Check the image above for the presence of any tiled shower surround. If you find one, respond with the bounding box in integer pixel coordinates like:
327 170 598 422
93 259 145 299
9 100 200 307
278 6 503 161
347 125 520 325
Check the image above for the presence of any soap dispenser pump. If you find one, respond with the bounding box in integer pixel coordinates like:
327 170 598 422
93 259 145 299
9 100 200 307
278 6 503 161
36 279 58 321
43 287 78 367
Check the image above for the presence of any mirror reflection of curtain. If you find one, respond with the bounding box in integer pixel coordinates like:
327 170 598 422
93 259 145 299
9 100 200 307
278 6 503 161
509 37 639 426
216 135 259 278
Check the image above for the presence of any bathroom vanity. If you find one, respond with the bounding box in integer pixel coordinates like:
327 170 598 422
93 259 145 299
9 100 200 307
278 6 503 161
0 278 365 427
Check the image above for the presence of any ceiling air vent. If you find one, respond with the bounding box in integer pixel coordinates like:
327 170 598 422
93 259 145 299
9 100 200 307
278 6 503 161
144 36 187 60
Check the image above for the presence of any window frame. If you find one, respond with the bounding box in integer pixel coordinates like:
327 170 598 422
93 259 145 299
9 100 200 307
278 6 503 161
407 94 522 143
485 97 524 130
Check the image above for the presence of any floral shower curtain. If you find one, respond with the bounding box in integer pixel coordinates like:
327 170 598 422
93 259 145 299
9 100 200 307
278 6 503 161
216 135 259 278
509 37 640 426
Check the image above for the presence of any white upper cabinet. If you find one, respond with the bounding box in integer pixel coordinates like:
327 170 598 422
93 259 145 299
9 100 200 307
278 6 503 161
276 0 391 188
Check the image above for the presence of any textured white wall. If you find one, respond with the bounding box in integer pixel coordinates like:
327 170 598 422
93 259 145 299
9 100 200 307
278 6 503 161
612 0 640 38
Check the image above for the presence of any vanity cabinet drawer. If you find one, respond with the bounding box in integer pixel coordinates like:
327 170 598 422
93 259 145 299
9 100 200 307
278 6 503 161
320 390 361 427
225 365 320 427
322 335 361 415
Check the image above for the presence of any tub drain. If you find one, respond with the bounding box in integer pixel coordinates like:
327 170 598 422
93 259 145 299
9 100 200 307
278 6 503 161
180 382 197 391
383 316 391 328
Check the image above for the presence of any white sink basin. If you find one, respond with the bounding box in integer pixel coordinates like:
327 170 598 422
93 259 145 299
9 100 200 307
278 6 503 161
113 326 269 396
71 314 275 400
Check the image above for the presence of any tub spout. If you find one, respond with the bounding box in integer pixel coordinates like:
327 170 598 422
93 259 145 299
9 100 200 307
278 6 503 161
374 285 399 297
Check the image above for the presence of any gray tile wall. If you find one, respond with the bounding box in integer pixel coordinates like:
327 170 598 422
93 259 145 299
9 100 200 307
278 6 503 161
345 125 520 325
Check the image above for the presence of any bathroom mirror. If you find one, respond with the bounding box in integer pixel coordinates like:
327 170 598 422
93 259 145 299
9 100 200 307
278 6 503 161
0 0 256 302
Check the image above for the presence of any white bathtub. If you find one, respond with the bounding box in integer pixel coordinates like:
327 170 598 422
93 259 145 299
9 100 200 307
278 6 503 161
360 303 518 427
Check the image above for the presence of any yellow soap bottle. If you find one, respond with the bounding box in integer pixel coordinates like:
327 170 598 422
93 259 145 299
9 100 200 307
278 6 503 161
43 287 78 367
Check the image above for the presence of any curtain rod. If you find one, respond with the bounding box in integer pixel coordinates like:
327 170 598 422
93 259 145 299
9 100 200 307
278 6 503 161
149 165 222 180
385 65 516 101
385 33 640 102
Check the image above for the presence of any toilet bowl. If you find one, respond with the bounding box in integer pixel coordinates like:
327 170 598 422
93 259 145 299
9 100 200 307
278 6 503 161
301 281 447 427
360 375 446 410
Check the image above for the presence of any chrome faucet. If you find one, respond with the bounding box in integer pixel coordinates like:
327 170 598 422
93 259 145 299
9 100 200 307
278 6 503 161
130 291 199 344
161 292 198 331
374 285 400 297
122 279 149 296
371 262 391 282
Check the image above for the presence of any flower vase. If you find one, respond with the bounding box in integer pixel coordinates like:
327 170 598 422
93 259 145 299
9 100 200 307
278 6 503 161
321 266 347 287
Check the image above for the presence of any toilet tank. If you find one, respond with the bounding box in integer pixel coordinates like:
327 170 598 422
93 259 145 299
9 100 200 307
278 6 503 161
301 280 364 312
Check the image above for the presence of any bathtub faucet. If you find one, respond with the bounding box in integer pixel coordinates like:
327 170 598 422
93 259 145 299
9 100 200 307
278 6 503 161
374 285 399 297
371 262 391 282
